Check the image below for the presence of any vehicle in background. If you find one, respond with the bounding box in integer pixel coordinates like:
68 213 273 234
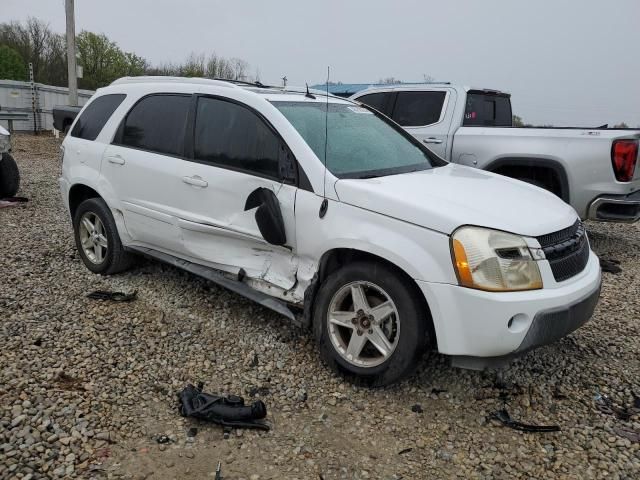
351 85 640 223
0 125 20 197
53 105 82 133
59 77 601 386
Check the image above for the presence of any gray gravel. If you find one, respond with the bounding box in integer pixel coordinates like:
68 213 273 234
1 133 639 479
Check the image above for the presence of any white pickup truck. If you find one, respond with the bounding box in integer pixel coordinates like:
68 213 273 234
351 85 640 223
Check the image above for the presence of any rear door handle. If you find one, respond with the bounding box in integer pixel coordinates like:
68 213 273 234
423 138 443 145
182 175 208 188
107 155 125 165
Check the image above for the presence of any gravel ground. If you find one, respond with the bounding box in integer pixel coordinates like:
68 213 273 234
1 133 639 480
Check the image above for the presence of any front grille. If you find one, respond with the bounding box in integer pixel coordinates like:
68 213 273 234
536 220 590 282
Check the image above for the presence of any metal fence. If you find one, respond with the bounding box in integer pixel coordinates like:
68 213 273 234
0 80 94 132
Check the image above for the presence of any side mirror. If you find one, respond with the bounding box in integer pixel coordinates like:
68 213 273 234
244 188 287 246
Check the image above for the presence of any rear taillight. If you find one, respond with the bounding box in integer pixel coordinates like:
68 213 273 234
611 139 638 182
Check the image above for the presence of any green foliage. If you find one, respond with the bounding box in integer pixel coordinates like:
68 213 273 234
512 115 524 127
0 18 250 90
0 45 26 80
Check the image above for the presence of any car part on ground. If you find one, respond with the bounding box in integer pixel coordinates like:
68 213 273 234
178 383 270 431
0 196 28 208
86 290 137 302
488 408 560 433
0 153 20 198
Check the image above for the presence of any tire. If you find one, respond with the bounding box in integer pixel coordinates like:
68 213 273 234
313 261 430 387
73 198 135 275
0 153 20 198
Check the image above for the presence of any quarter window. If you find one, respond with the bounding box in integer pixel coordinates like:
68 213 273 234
71 94 125 141
194 97 280 179
121 94 191 156
392 91 446 127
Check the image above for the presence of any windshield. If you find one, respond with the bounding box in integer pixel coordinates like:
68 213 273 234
272 101 437 178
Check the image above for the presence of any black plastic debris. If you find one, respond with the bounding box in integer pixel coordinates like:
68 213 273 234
431 388 447 395
600 258 622 274
398 448 413 455
411 404 423 414
187 427 198 438
178 383 270 432
488 409 560 433
594 393 640 421
86 290 137 302
155 435 173 444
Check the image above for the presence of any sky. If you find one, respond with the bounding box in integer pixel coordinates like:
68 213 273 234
4 0 640 127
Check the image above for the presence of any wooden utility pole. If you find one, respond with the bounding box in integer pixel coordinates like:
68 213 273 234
65 0 78 106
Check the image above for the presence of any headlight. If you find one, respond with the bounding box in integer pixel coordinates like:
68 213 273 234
451 226 543 292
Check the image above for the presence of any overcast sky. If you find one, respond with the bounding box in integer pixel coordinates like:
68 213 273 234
5 0 640 126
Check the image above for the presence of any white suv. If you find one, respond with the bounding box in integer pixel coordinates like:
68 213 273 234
60 77 602 386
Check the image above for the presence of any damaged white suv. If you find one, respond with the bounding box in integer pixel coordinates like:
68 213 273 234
60 77 602 386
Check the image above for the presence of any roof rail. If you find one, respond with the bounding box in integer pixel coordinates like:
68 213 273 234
110 76 238 88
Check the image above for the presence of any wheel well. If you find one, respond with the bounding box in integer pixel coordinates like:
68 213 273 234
304 248 437 348
488 161 569 202
68 184 101 219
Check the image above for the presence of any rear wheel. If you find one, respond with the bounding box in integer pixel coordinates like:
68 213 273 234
73 198 135 274
313 261 429 387
0 153 20 198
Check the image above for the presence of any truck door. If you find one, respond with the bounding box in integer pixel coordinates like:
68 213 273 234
389 89 453 159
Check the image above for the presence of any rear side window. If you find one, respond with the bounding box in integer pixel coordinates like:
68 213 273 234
71 94 125 140
464 93 512 127
356 92 394 116
194 97 280 179
392 91 446 127
121 94 191 156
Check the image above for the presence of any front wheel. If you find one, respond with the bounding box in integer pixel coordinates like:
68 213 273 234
313 261 430 387
0 153 20 198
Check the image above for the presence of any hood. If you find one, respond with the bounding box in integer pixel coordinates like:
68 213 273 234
334 164 578 237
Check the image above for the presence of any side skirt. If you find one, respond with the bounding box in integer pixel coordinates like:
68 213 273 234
126 246 300 325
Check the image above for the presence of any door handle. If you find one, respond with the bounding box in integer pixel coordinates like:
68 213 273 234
182 175 208 188
107 155 125 165
423 138 443 145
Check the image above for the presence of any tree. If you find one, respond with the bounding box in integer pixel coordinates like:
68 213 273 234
378 77 403 85
512 115 524 127
613 122 629 128
0 45 27 80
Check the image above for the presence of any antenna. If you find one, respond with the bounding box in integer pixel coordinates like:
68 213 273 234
319 67 330 218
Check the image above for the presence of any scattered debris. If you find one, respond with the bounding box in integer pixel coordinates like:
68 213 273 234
215 461 223 480
398 448 413 455
248 386 270 397
431 388 447 395
155 435 173 444
178 383 270 433
613 426 640 443
411 404 423 414
0 196 29 208
86 290 138 302
594 393 640 421
488 409 560 433
187 427 198 438
600 258 622 274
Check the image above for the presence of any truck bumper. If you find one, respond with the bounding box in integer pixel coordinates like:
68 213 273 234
587 189 640 223
416 251 602 369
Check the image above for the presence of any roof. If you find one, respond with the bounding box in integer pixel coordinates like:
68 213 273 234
309 82 451 97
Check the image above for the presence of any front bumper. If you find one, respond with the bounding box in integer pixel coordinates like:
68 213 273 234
416 251 602 368
587 189 640 223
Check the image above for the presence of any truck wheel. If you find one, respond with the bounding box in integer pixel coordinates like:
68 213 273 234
73 198 135 275
0 153 20 198
313 261 429 387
